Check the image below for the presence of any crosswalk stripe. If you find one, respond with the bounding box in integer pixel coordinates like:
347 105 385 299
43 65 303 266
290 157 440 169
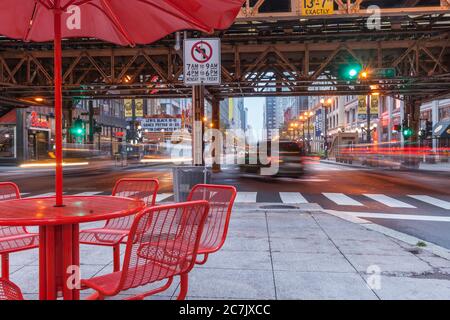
364 194 416 208
73 191 103 196
26 192 60 198
236 192 257 203
408 195 450 210
279 192 309 204
156 193 173 202
323 193 364 206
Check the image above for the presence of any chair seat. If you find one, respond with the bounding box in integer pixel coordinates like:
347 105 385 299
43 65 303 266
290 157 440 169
0 233 39 254
79 229 129 246
82 263 172 297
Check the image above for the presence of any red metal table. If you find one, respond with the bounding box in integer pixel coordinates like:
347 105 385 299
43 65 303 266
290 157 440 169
0 196 145 300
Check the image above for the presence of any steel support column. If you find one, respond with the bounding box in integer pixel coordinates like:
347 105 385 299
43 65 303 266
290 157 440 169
192 86 205 166
212 98 221 173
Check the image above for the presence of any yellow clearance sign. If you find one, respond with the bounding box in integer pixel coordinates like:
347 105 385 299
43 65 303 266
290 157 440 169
135 99 144 118
124 99 133 118
301 0 334 16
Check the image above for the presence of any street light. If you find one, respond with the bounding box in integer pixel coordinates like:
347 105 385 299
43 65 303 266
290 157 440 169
321 97 333 158
299 111 315 154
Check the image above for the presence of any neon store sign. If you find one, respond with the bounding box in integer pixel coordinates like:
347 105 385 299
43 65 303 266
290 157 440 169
29 112 49 129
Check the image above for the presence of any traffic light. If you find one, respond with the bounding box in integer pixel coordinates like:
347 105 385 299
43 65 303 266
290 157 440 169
392 124 401 133
93 119 102 134
402 127 414 139
338 64 362 80
70 118 85 137
426 121 433 137
418 129 426 139
419 121 433 140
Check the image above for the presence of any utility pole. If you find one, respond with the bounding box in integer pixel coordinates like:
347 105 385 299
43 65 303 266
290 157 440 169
88 100 94 144
366 95 371 143
212 97 221 172
192 85 205 166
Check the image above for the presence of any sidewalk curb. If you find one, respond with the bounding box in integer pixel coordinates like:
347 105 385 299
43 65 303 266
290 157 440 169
320 159 450 173
320 159 368 170
234 202 323 212
324 209 450 260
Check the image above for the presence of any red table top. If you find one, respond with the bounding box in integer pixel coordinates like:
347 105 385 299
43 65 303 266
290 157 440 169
0 196 146 226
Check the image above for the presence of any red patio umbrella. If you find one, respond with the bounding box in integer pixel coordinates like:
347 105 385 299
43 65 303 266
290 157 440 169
0 0 244 206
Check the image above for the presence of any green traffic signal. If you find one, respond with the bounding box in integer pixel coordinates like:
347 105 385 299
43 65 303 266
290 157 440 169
339 64 362 80
71 118 85 137
402 127 414 139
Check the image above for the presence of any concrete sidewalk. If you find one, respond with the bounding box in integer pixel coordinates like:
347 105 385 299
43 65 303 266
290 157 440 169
9 208 450 300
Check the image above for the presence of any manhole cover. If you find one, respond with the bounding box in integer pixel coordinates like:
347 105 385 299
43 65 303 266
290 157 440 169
259 205 298 210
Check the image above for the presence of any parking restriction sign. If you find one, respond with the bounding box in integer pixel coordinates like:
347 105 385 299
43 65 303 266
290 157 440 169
184 38 221 85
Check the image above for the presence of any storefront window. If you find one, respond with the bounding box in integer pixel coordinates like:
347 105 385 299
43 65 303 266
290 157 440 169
0 126 16 158
439 105 450 121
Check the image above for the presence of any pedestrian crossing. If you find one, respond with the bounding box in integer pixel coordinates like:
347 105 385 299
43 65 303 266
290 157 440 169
323 193 364 206
19 191 450 211
364 194 416 209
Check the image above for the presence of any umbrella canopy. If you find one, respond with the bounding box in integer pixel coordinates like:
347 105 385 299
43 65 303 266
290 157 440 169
0 0 244 206
0 0 243 45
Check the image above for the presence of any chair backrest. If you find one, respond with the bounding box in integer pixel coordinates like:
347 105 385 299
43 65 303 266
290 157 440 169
105 178 159 230
0 279 24 300
0 182 25 240
112 178 159 207
0 182 20 201
187 184 237 253
118 201 209 292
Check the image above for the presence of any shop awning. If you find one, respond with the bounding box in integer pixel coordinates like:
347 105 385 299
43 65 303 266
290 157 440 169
0 109 16 124
433 118 450 138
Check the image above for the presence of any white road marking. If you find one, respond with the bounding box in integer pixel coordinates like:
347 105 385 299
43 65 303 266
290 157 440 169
73 191 103 196
279 192 309 204
408 195 450 210
20 193 30 197
236 192 258 203
26 192 59 198
156 193 173 202
364 194 416 208
323 193 364 206
329 210 450 222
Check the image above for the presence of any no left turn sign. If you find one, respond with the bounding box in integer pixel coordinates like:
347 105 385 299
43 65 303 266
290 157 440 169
184 38 221 86
191 41 213 63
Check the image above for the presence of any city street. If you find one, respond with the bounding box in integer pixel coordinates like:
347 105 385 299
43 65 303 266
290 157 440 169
0 0 449 303
4 161 450 249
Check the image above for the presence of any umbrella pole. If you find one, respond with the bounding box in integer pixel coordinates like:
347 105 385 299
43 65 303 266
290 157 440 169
54 8 64 207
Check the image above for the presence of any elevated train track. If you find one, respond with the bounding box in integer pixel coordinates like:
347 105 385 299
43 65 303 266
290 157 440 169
0 0 449 105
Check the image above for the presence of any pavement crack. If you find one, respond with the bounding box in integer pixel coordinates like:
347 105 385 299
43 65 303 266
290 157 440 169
264 210 278 300
310 212 382 300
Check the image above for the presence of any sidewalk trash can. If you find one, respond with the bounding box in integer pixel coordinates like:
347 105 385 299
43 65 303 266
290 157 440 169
173 166 211 202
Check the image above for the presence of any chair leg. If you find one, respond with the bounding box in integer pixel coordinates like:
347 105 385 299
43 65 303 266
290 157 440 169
125 277 174 300
1 254 9 279
195 253 209 265
85 291 104 300
113 244 121 272
177 273 189 300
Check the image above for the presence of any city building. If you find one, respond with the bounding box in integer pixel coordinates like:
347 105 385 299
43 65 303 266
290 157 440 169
265 96 308 139
0 106 57 164
309 95 450 155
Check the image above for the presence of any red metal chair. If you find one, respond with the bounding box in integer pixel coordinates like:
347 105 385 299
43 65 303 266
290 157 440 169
187 184 237 265
0 182 39 280
79 178 159 271
0 278 24 300
82 201 209 300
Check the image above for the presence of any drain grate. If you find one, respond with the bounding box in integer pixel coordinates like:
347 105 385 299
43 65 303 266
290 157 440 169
259 205 298 210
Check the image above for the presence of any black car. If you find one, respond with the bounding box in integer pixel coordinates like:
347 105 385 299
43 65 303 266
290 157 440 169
240 140 305 177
